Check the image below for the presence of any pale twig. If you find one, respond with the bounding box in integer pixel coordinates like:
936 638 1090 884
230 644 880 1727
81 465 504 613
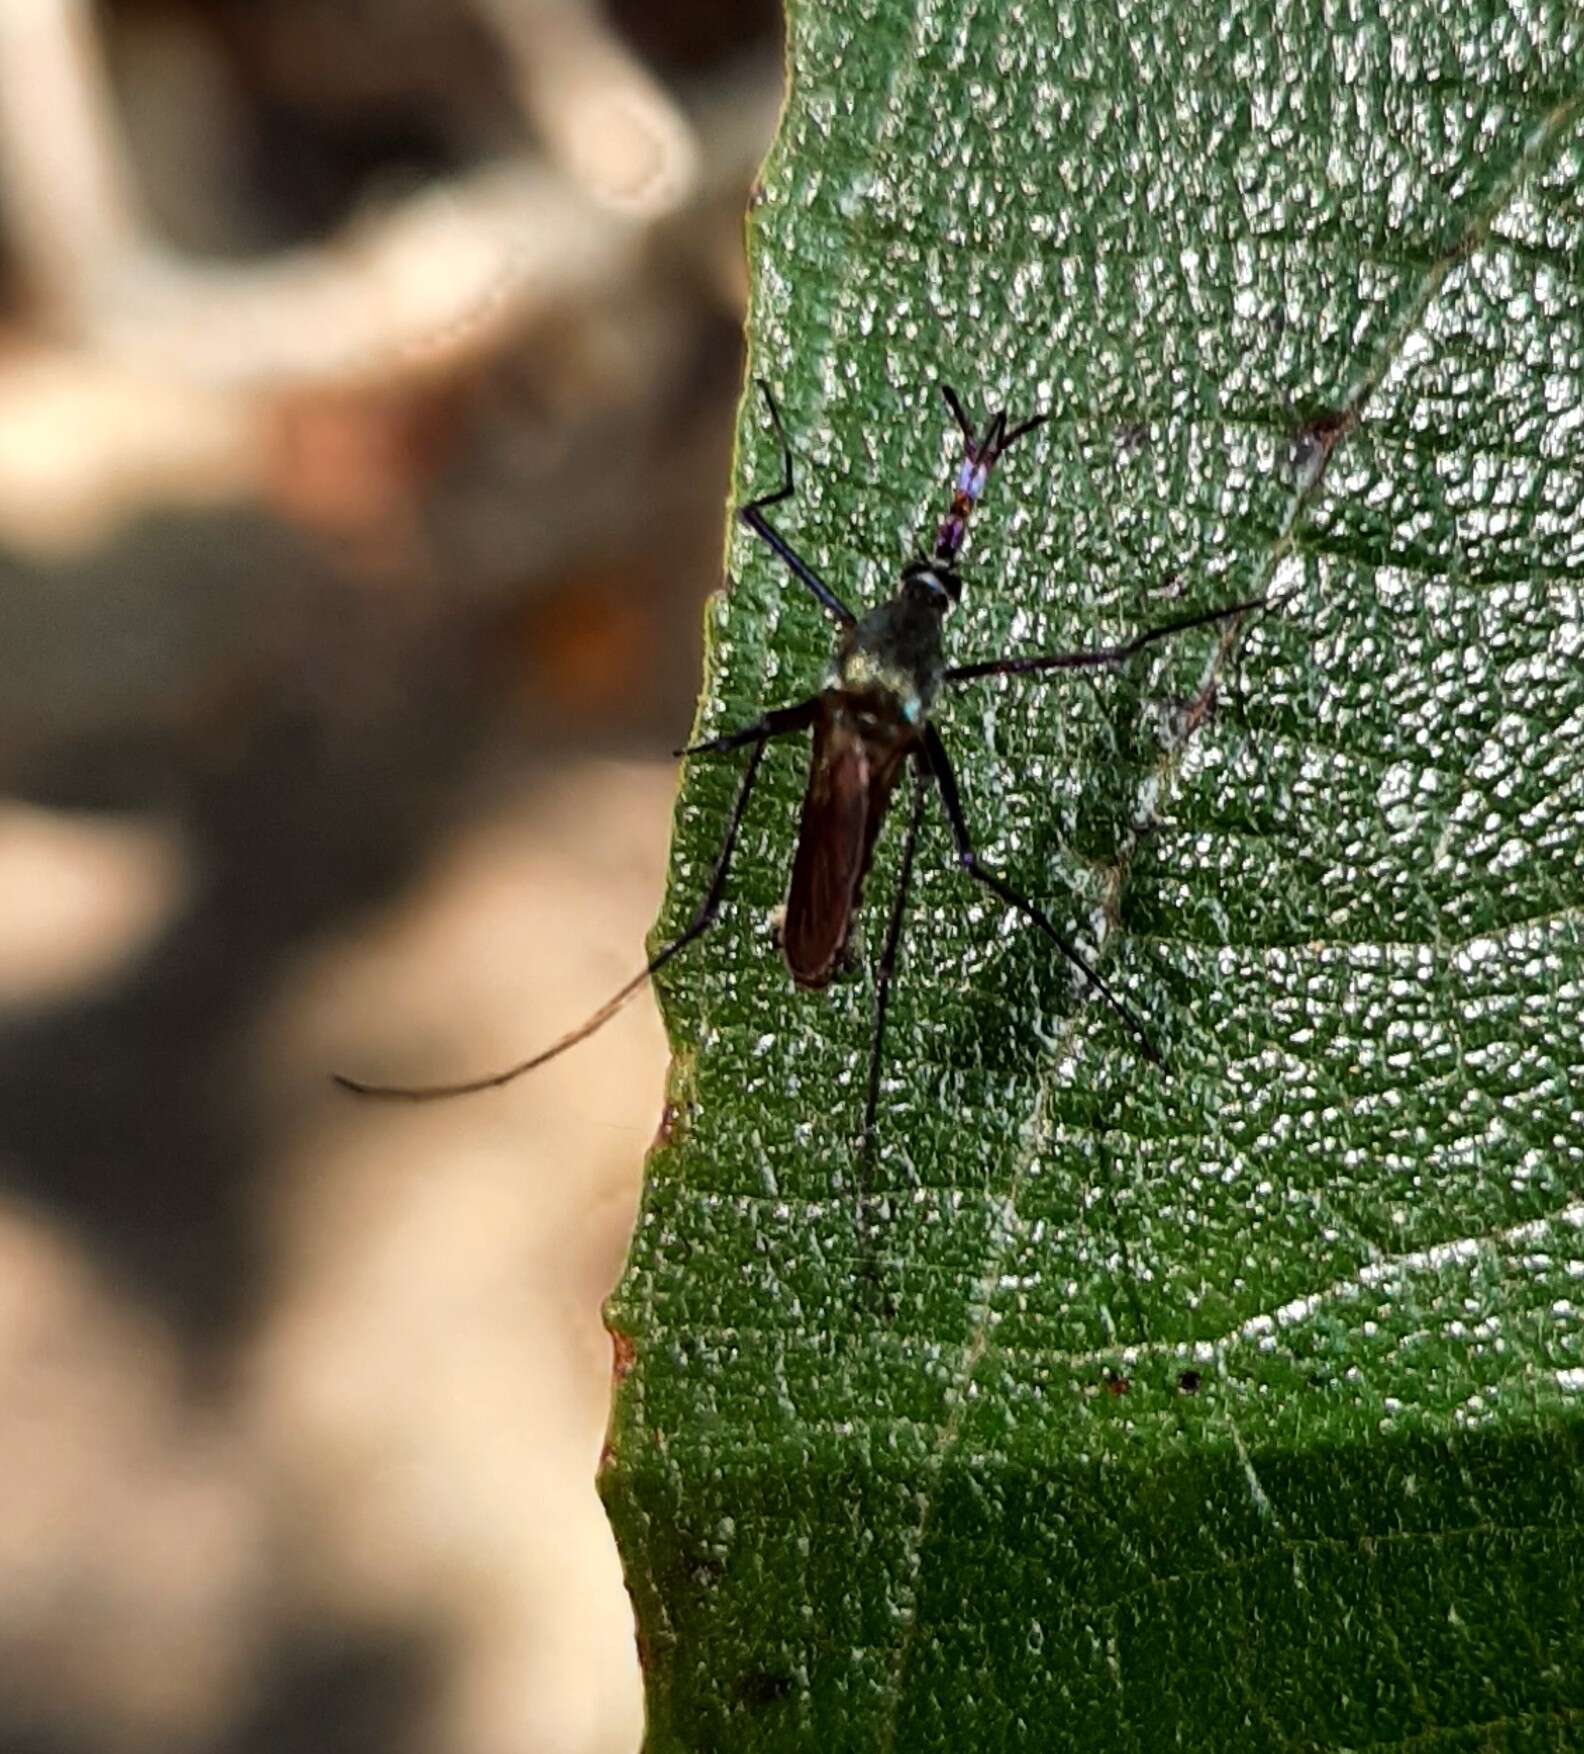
0 0 766 393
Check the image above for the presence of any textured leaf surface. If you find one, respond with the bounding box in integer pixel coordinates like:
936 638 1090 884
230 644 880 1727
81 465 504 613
601 3 1584 1748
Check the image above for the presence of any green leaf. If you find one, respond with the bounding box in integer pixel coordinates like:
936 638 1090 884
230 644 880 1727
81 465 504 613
601 2 1584 1747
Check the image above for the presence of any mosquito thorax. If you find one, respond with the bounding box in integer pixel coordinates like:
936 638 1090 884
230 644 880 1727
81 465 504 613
833 562 953 725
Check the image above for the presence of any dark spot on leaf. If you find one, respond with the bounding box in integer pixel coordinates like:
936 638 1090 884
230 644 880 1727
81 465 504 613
1177 1369 1202 1395
1288 404 1358 489
1103 1370 1130 1396
739 1670 794 1708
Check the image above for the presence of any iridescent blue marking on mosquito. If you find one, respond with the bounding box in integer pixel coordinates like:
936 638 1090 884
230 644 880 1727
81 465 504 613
935 406 1019 564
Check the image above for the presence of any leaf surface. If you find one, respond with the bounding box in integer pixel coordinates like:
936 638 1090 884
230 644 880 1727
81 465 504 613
603 3 1584 1747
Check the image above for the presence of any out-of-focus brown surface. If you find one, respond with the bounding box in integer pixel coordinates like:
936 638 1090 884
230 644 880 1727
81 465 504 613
0 3 778 1749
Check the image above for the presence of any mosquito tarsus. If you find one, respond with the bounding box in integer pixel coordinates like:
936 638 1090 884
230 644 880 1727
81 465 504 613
335 380 1266 1151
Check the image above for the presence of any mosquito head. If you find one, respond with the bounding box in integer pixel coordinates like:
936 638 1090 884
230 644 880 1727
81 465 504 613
901 557 963 611
933 386 1047 566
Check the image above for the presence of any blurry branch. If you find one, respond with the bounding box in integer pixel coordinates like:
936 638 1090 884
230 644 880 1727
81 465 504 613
0 0 778 550
479 0 700 219
0 0 770 391
0 0 143 321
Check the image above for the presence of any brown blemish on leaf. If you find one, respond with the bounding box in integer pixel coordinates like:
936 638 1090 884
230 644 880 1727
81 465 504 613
1289 403 1359 491
1181 681 1219 739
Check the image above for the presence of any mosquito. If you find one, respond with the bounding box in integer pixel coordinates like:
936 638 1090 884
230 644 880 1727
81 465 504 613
336 381 1264 1149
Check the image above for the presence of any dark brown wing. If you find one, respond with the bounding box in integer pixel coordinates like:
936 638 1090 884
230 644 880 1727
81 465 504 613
783 700 910 990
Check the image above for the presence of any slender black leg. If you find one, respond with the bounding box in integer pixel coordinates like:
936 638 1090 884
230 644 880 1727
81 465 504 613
944 592 1266 685
920 726 1163 1067
739 380 858 629
675 693 820 759
335 737 779 1100
940 386 1047 456
859 762 928 1156
998 409 1048 448
941 384 976 443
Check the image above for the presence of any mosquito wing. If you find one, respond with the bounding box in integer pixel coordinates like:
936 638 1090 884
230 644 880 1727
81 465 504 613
783 701 908 991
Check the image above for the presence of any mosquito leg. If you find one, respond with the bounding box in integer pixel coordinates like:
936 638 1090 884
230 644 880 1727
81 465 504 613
943 592 1266 685
919 726 1163 1067
940 384 976 443
849 765 929 1308
859 762 928 1159
675 693 820 759
739 379 858 629
997 409 1048 448
335 736 779 1101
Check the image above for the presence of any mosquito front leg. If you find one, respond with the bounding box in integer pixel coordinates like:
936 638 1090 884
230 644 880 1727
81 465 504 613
739 380 858 629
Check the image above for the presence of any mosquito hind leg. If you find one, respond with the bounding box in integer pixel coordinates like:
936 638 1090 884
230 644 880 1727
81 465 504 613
334 735 779 1101
738 380 858 629
859 761 928 1161
919 726 1163 1067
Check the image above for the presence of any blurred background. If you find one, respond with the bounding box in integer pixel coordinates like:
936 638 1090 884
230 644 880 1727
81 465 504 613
0 2 779 1749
